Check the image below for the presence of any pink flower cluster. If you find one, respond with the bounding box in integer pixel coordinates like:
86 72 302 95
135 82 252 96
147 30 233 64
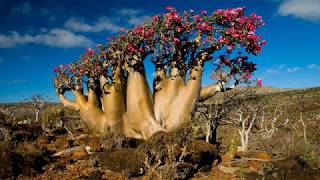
165 12 182 28
54 6 266 90
256 78 263 87
133 26 154 39
211 7 265 54
215 55 257 81
198 22 212 32
215 7 245 22
82 48 95 58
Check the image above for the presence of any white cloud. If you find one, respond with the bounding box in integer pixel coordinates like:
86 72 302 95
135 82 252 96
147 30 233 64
117 8 143 16
308 64 320 69
64 17 121 33
0 29 93 48
278 0 320 21
1 8 149 49
287 67 301 72
0 32 32 48
266 64 286 74
278 64 285 69
40 28 48 33
117 8 148 25
0 80 27 85
34 29 93 48
7 80 27 84
266 69 280 74
128 15 148 26
64 8 148 33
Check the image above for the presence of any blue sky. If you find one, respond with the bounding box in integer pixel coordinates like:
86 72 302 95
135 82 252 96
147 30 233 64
0 0 320 102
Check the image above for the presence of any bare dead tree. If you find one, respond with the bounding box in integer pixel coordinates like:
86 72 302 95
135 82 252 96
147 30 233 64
259 101 289 139
226 104 260 151
196 102 223 144
196 87 256 144
24 95 49 123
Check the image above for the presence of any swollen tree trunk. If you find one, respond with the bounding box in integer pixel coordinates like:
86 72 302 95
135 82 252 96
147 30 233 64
154 61 204 131
57 57 226 139
58 89 109 136
100 67 126 136
125 67 164 139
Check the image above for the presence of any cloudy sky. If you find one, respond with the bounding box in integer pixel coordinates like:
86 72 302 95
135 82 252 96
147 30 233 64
0 0 320 102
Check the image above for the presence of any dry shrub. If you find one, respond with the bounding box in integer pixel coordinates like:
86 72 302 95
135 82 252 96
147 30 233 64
136 124 217 179
41 105 89 133
0 126 11 141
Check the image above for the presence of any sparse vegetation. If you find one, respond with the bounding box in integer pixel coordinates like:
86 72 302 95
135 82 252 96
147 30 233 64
0 87 319 179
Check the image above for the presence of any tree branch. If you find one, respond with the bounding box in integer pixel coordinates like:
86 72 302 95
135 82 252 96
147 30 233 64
199 82 224 101
58 93 79 111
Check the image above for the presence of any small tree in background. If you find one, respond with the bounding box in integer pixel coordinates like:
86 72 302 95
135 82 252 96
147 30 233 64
24 95 49 123
223 99 260 151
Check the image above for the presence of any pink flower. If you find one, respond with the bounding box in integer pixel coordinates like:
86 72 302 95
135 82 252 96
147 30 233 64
127 44 135 52
175 26 183 32
237 18 246 24
53 66 59 72
86 48 93 52
261 40 266 46
198 22 212 31
173 37 180 44
251 13 262 20
138 48 144 52
243 72 252 79
235 7 244 13
193 15 203 22
246 23 256 31
200 10 207 15
80 68 85 74
70 68 76 74
166 12 181 23
227 46 234 51
217 37 228 44
59 64 67 68
152 15 159 21
119 28 126 32
247 34 258 41
172 13 180 19
256 78 263 87
203 36 214 44
85 48 95 57
165 6 174 11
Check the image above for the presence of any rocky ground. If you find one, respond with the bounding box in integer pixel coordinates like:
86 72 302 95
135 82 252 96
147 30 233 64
0 87 320 179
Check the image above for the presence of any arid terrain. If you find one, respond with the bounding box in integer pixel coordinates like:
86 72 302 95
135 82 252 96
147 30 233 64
0 87 320 180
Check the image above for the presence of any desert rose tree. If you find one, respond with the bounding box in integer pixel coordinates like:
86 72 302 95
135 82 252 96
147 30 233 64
54 7 265 139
